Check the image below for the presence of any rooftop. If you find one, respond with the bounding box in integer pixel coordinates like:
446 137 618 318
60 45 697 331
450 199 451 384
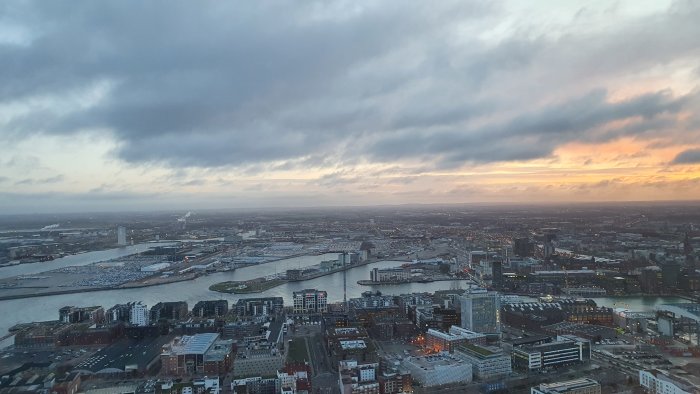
536 378 600 393
165 333 219 355
456 343 503 358
339 340 367 350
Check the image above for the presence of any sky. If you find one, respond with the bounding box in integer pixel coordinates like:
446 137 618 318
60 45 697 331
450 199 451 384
1 0 700 213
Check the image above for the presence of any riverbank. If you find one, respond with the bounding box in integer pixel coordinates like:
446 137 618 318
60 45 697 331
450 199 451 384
0 246 325 301
0 273 200 301
357 276 459 286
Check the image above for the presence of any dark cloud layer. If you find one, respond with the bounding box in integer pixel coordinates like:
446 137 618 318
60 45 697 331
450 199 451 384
1 0 699 171
672 149 700 164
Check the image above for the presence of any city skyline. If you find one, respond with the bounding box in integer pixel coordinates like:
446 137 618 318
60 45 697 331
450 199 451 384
2 0 700 213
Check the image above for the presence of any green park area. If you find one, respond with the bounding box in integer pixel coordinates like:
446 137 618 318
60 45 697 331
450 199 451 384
286 337 310 363
209 278 287 294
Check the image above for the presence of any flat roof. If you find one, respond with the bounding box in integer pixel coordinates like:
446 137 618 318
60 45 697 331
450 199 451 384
339 340 367 350
536 378 600 393
167 333 219 355
510 335 552 346
74 336 171 373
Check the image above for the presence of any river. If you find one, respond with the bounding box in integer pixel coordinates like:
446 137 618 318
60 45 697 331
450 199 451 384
0 252 692 339
0 255 471 336
0 242 177 278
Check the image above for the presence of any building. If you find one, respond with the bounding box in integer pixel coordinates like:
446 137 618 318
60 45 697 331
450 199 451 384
59 306 104 324
338 360 380 394
639 369 700 394
293 289 328 314
234 297 284 317
150 301 189 321
51 372 82 394
74 336 169 375
613 309 654 334
459 291 501 334
130 302 149 326
514 238 535 257
233 346 284 378
107 303 135 323
193 300 229 318
425 326 486 353
161 333 234 376
492 261 503 290
401 353 472 387
231 376 278 394
377 371 412 394
640 266 663 294
370 268 411 283
117 226 127 246
512 336 590 371
561 287 607 297
277 363 312 394
454 343 512 381
531 378 601 394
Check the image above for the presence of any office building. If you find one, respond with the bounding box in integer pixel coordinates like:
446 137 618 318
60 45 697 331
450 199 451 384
492 261 503 290
293 289 328 314
454 343 512 380
402 353 472 387
512 336 590 371
514 238 534 257
531 378 601 394
459 291 501 334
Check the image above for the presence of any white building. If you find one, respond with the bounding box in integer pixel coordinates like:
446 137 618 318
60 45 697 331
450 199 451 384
129 302 149 326
402 353 472 387
639 369 698 394
292 289 328 314
117 226 127 246
513 336 590 371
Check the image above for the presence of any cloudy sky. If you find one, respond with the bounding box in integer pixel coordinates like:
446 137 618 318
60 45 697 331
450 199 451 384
1 0 700 213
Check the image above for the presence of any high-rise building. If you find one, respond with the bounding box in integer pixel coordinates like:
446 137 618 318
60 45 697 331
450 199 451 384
660 262 681 290
459 291 501 334
129 302 149 326
513 238 534 257
491 261 503 290
117 226 127 246
531 378 601 394
293 289 328 314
